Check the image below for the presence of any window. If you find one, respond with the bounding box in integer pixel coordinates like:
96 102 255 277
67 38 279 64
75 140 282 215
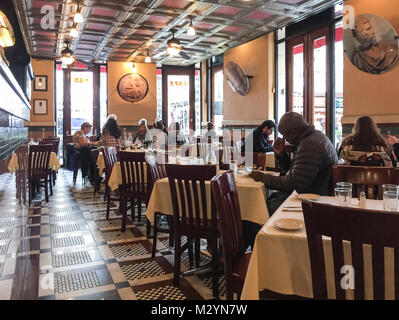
156 67 162 121
100 65 107 132
213 68 223 135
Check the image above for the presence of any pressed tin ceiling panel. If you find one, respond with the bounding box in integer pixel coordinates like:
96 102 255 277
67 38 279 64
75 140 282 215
15 0 340 66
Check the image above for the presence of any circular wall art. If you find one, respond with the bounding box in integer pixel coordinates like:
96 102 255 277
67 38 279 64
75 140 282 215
117 73 149 103
343 14 399 75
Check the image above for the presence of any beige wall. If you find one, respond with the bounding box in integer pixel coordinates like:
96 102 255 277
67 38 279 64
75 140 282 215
223 33 275 125
107 61 157 127
29 59 55 126
343 0 399 124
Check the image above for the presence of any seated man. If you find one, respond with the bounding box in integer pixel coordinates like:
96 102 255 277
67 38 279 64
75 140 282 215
73 122 97 184
250 112 338 215
241 120 275 153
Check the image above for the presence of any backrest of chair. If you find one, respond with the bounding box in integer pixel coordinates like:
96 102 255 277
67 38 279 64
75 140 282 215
332 165 398 199
166 164 217 234
302 200 399 300
102 146 119 180
147 161 167 199
211 172 245 270
15 145 29 171
90 148 99 167
28 144 52 178
119 151 147 195
40 139 59 155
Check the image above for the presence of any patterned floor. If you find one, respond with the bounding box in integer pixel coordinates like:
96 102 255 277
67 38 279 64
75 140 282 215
0 169 226 300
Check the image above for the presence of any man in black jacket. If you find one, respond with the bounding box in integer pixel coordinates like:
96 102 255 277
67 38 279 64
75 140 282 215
241 120 275 153
250 112 338 215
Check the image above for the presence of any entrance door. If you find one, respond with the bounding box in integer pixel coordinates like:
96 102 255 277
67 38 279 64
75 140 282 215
63 66 100 142
286 26 331 136
162 66 195 136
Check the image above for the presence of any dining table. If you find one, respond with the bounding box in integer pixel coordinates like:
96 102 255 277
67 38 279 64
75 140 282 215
241 191 395 300
8 151 61 173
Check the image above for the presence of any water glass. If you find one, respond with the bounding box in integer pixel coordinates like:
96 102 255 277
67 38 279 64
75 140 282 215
336 182 352 191
335 187 352 206
383 191 399 212
382 184 399 194
229 160 238 174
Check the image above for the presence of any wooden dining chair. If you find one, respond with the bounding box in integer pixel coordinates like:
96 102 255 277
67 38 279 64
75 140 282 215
302 199 399 300
211 171 251 300
102 146 120 220
15 146 29 204
90 148 100 198
332 165 398 199
28 144 52 205
40 139 59 192
147 161 174 257
119 151 149 231
166 164 220 298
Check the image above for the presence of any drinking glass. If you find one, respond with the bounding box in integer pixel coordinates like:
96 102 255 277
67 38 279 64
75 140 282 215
229 160 238 174
383 191 399 212
382 185 399 210
382 184 399 194
335 187 352 206
336 182 352 191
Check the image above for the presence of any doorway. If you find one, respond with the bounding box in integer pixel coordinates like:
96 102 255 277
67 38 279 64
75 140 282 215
162 66 195 136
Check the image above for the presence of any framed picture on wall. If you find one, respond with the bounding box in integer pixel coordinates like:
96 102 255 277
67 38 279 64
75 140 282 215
33 99 47 115
34 75 48 91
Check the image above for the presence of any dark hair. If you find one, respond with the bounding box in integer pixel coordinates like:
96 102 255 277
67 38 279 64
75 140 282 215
104 118 122 139
154 120 164 130
206 122 214 131
259 120 276 130
346 116 388 151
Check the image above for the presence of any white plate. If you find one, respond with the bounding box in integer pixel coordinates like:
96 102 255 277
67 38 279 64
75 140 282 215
295 193 320 201
273 218 304 231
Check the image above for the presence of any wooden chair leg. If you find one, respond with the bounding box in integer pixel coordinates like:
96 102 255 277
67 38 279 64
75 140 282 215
188 237 194 268
173 231 182 288
167 216 174 247
210 237 219 298
49 173 53 196
44 178 49 203
137 202 142 222
28 182 32 206
73 167 78 186
105 186 111 219
121 199 127 232
146 218 152 238
195 237 201 268
151 213 158 258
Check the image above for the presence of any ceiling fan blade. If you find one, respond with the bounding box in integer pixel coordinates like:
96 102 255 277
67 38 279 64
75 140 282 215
179 51 190 60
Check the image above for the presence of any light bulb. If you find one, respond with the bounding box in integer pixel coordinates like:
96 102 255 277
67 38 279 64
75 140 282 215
167 46 180 56
70 27 78 38
187 24 196 36
74 12 83 23
132 63 137 73
61 55 75 66
145 56 151 63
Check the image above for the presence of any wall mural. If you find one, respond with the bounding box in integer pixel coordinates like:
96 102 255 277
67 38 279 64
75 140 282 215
117 73 149 103
343 14 399 75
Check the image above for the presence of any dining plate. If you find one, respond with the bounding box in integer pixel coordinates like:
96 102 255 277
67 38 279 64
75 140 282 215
295 193 320 201
273 218 304 231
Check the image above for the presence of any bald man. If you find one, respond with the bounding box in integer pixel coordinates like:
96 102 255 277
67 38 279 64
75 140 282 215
351 15 398 74
250 112 338 215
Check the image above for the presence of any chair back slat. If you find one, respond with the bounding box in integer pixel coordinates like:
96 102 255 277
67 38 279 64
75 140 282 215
147 161 166 200
102 147 119 183
332 165 399 199
119 151 147 199
302 200 399 300
211 172 245 268
28 144 52 180
166 164 217 235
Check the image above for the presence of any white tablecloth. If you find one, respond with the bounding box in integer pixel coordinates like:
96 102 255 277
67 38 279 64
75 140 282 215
241 191 394 300
146 171 279 226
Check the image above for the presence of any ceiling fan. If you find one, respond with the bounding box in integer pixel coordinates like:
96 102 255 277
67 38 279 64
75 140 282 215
166 28 191 60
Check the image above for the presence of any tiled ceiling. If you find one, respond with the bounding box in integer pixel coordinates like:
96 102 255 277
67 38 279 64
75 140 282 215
15 0 339 66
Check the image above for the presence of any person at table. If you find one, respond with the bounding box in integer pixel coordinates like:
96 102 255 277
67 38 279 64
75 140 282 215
241 120 275 153
203 122 218 140
134 119 152 146
73 122 97 184
337 116 394 166
168 121 186 146
250 112 338 216
149 120 167 149
387 134 399 165
98 117 125 148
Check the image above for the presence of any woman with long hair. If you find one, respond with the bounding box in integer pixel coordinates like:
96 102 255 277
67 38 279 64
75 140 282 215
338 116 393 165
99 117 125 148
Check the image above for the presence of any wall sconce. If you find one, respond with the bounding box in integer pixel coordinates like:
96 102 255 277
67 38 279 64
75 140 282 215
0 10 15 48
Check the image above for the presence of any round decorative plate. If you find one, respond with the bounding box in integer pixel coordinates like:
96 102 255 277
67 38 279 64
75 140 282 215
296 193 320 201
117 73 149 103
273 219 304 231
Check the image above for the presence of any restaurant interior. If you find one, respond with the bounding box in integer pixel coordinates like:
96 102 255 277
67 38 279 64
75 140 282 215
1 0 399 302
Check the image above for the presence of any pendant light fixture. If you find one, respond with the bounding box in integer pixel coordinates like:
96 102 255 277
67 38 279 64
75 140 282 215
187 16 195 36
166 29 181 56
74 0 84 23
144 49 151 63
70 24 78 38
61 40 75 66
131 62 137 73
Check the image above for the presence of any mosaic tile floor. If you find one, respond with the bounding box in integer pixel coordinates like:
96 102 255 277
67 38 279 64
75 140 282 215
0 169 226 300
